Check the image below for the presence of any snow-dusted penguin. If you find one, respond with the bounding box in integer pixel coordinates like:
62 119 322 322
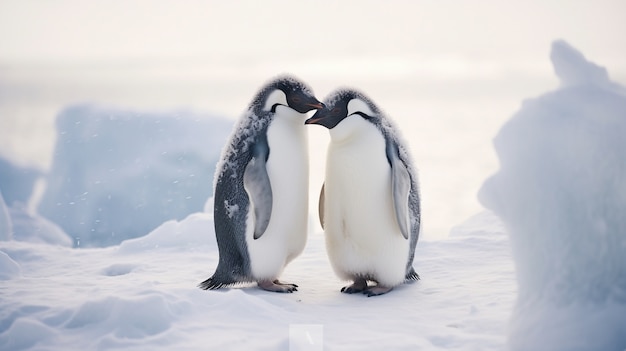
199 75 323 293
305 89 420 296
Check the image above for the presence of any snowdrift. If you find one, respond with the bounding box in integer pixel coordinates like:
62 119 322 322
0 210 514 350
480 40 626 351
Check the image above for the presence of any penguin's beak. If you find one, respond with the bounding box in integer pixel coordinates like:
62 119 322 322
293 95 324 113
305 106 342 129
305 101 324 110
305 108 328 126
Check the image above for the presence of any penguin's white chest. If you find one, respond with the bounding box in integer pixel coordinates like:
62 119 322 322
323 117 409 287
247 110 309 280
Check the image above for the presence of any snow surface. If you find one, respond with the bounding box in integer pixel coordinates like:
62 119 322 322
480 40 626 350
0 210 514 350
0 250 21 280
36 105 233 247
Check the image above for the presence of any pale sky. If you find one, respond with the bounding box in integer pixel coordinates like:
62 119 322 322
1 0 625 70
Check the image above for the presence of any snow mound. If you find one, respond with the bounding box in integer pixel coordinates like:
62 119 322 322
9 204 72 247
118 212 215 253
0 318 56 350
37 105 232 247
480 40 626 351
65 293 189 339
551 39 613 89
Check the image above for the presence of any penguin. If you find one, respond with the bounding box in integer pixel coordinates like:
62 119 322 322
305 88 420 296
199 75 323 293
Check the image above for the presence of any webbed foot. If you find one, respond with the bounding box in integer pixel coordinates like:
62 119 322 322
258 279 298 293
340 278 368 294
273 279 298 289
363 285 393 297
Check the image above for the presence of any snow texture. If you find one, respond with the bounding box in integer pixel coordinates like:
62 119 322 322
37 105 233 247
480 40 626 351
0 210 514 350
0 250 20 280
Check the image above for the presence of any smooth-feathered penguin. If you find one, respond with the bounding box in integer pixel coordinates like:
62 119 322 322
305 89 420 296
199 75 323 293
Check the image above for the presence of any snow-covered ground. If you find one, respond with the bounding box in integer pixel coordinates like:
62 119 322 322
1 41 625 350
0 210 513 350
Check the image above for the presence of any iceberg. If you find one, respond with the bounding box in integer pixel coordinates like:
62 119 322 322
480 40 626 351
37 105 233 247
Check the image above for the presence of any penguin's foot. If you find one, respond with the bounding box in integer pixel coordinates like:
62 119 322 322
273 279 298 288
364 285 393 297
340 278 368 294
258 279 298 293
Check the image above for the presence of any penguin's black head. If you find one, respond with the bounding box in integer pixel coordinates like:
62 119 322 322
253 75 324 115
305 89 380 129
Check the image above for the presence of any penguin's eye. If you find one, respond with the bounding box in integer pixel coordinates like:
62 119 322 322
291 96 301 103
331 107 341 114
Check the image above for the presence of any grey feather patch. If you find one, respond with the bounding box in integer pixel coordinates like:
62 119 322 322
391 157 411 239
388 143 411 240
318 183 325 229
243 156 273 239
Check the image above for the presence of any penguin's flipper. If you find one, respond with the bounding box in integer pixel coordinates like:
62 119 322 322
387 141 411 240
318 183 325 229
243 138 273 240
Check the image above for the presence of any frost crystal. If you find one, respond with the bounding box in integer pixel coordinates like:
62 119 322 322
224 200 239 219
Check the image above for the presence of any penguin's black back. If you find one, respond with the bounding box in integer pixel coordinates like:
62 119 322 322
199 113 271 289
